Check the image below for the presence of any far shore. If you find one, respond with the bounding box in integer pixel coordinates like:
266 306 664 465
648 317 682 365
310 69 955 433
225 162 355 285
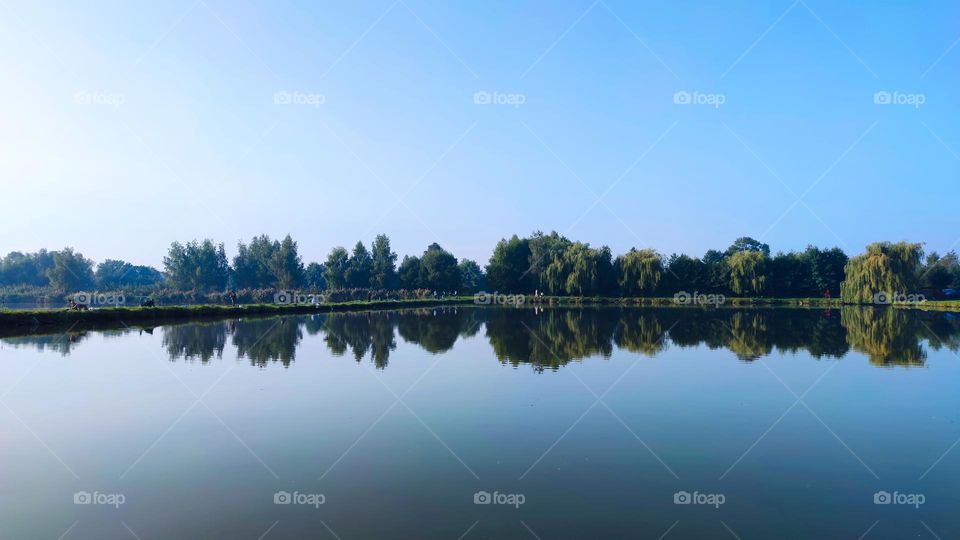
2 296 959 332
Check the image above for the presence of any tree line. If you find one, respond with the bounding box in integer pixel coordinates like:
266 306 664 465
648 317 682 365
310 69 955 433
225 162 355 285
2 232 959 301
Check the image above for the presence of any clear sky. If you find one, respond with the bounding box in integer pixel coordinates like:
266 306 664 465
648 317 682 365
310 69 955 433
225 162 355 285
1 0 957 267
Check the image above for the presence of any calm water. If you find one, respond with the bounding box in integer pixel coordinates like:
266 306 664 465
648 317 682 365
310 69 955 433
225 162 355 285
2 306 960 539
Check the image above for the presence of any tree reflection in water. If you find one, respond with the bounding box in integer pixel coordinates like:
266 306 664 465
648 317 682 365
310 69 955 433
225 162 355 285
4 307 959 369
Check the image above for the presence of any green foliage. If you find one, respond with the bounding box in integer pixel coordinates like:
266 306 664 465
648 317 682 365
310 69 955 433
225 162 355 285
615 248 663 295
370 234 398 289
163 240 230 292
457 259 485 293
95 259 165 289
323 247 350 289
728 250 768 295
840 241 924 303
726 237 770 257
527 231 572 292
47 248 95 291
0 250 55 286
420 243 460 291
268 235 306 289
346 241 373 288
398 256 422 289
305 262 326 290
486 235 531 292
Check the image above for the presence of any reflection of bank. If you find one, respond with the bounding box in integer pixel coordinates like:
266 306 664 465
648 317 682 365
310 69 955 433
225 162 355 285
5 307 957 370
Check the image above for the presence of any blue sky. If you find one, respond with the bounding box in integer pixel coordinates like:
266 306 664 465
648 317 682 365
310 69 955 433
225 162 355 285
1 0 957 267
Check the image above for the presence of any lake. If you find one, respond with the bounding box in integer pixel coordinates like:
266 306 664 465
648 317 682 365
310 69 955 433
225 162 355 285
2 306 959 539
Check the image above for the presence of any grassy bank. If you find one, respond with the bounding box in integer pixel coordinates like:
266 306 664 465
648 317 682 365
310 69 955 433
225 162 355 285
2 295 958 330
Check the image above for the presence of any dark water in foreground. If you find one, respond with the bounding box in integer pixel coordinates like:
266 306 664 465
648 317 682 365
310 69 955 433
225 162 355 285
2 306 960 539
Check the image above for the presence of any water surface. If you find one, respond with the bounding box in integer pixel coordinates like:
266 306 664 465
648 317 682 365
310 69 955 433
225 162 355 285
2 306 959 539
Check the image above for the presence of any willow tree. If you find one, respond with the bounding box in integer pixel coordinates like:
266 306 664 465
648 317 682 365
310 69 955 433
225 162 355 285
615 248 663 296
728 250 768 295
840 241 923 303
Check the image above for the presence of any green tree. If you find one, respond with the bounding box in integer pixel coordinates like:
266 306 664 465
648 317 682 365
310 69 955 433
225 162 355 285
806 246 847 295
305 262 327 290
457 259 485 293
420 243 460 290
345 241 373 288
725 237 770 257
95 259 164 288
268 234 305 289
163 240 229 291
486 235 531 292
841 241 924 303
324 247 350 289
233 235 278 288
47 248 95 291
615 248 663 295
527 231 571 291
370 234 398 289
398 256 422 289
728 250 768 295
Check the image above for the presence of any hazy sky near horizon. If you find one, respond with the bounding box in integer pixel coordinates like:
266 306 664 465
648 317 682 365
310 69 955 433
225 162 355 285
1 0 958 267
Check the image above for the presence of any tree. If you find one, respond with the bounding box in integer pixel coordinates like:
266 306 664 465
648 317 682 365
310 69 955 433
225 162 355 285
806 246 847 295
305 262 327 290
560 242 610 296
615 248 663 296
527 231 571 291
345 241 373 288
841 241 924 303
728 250 768 295
725 237 770 257
95 259 164 288
458 259 485 293
0 250 55 286
163 240 230 291
233 235 277 288
486 235 531 292
370 234 398 289
324 247 350 290
767 252 811 297
268 234 305 289
420 243 460 290
47 248 95 291
662 254 706 293
398 256 422 289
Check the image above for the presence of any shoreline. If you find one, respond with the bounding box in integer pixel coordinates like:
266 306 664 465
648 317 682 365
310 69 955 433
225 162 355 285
2 296 958 334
